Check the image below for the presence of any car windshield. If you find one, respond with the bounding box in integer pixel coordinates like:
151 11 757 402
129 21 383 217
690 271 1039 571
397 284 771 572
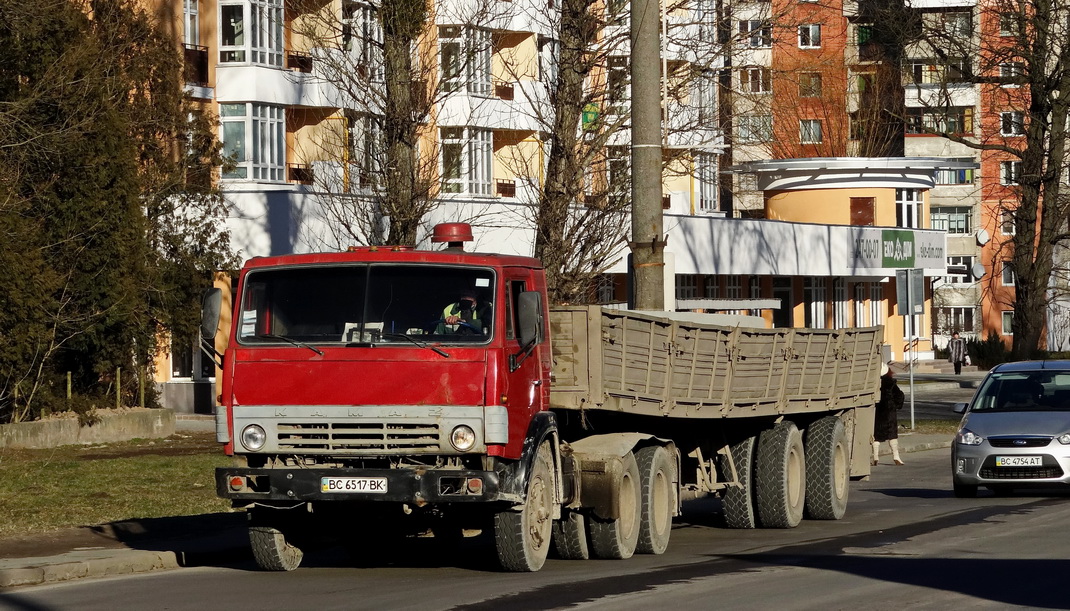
970 371 1070 411
237 264 495 346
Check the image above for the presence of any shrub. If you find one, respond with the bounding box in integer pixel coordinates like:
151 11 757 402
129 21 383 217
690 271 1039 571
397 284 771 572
967 331 1011 370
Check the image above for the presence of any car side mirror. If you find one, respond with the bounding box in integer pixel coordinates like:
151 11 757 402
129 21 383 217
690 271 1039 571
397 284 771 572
952 402 968 414
201 288 223 342
517 291 543 348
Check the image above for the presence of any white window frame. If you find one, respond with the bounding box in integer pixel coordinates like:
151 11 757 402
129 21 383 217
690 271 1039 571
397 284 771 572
896 188 922 228
999 62 1022 88
220 102 286 182
798 24 822 48
942 12 971 38
854 283 868 327
695 152 718 212
740 67 771 94
944 255 974 284
344 2 384 83
738 115 773 143
439 127 492 195
933 168 974 185
800 119 823 144
538 37 559 86
1001 260 1015 286
936 306 975 334
740 20 772 48
347 111 383 190
833 278 847 329
184 0 199 45
804 277 827 329
1000 160 1022 185
1001 111 1025 136
219 0 283 66
870 283 884 326
999 13 1020 36
930 206 972 234
1001 209 1016 234
1002 310 1015 335
695 69 717 124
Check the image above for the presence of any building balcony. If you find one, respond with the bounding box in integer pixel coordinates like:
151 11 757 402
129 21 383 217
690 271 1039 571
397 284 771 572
287 52 314 73
288 164 314 185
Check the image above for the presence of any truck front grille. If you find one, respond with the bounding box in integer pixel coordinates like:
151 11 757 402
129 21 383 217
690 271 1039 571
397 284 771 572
276 421 442 452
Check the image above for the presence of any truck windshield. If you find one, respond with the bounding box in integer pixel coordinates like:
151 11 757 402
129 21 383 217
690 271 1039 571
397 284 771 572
237 264 495 346
970 371 1070 411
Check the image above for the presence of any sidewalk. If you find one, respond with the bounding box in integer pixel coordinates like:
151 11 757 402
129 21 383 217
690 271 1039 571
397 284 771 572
0 431 954 590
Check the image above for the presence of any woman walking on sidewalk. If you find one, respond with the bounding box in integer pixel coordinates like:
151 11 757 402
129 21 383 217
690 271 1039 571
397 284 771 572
873 362 905 465
948 331 968 375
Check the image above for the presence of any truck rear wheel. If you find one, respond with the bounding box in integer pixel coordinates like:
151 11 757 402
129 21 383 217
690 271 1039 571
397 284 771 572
494 441 554 572
635 446 674 554
552 509 589 560
804 416 849 520
756 421 806 528
718 436 757 529
589 451 641 559
248 509 304 571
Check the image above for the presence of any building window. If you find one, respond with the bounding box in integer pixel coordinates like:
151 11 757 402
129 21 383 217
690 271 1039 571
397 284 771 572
943 255 974 283
804 278 827 328
1002 310 1015 335
935 306 975 334
930 206 971 234
851 197 875 225
439 27 492 96
905 58 969 85
870 283 883 325
1001 111 1025 136
676 275 698 300
999 62 1023 87
695 69 717 124
799 73 822 97
607 56 630 115
800 119 823 144
999 13 1021 36
344 2 384 82
538 37 560 86
1002 260 1015 286
738 115 773 143
740 67 771 94
346 111 383 190
934 168 974 185
942 12 971 38
695 152 717 212
854 283 867 326
596 275 615 304
440 127 492 195
184 0 199 45
1001 208 1016 234
833 278 847 329
906 107 973 134
1000 160 1022 185
220 103 285 181
739 20 772 48
219 0 283 66
798 24 822 48
896 188 922 228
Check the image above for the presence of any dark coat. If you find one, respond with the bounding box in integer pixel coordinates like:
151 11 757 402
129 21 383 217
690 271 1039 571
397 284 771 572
948 337 967 364
874 375 904 441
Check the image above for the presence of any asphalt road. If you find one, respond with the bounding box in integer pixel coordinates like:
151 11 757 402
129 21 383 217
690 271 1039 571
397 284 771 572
6 443 1069 611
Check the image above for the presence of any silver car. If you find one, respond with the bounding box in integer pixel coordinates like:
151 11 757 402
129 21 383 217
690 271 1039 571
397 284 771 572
952 360 1070 498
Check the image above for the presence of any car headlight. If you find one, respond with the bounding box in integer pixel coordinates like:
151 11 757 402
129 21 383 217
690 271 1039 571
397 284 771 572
241 424 267 451
450 425 476 451
957 428 984 446
1058 434 1070 445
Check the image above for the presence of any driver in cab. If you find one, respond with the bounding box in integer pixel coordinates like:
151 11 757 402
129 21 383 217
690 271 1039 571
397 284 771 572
435 290 490 335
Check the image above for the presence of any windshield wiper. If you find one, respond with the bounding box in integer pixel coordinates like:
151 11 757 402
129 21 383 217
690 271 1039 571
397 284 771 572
262 334 324 356
381 333 450 358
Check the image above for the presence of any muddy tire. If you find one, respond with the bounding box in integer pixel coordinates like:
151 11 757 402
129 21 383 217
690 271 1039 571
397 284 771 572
756 421 806 528
718 436 758 529
248 510 304 571
635 446 674 554
804 416 850 520
552 509 589 560
495 441 555 571
589 452 641 560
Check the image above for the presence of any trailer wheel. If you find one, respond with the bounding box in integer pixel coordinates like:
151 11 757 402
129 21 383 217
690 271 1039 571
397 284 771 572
635 446 674 554
804 416 850 520
494 441 554 572
248 510 304 571
756 421 806 528
589 451 641 559
552 509 589 560
718 436 758 529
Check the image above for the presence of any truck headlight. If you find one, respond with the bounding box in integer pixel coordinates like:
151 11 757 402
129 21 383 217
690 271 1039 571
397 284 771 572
450 425 476 451
241 424 267 451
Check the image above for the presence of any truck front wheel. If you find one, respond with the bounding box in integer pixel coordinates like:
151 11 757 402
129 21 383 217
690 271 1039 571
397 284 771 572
635 446 674 554
589 451 641 559
756 421 806 528
804 416 850 520
248 509 305 571
495 441 555 571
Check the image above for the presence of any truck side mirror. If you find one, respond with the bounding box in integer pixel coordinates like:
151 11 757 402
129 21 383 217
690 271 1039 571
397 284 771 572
201 288 223 342
517 291 543 348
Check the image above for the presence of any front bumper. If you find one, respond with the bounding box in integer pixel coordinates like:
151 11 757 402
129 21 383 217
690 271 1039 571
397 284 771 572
216 466 508 504
952 443 1070 486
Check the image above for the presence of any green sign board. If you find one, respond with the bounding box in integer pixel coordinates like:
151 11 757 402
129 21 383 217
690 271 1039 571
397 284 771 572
881 229 916 268
582 103 599 130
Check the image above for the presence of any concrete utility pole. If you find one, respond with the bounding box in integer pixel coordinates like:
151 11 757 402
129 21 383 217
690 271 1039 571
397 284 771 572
629 0 665 311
